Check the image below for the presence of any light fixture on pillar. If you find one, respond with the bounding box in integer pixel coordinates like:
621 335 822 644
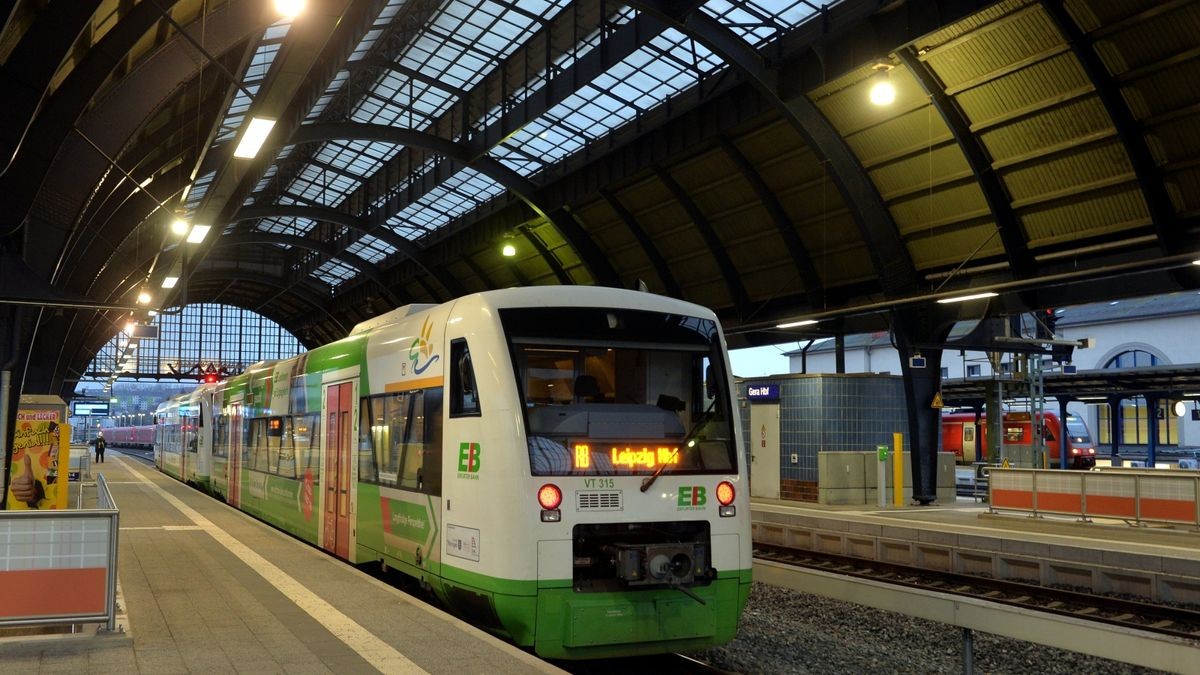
868 61 896 106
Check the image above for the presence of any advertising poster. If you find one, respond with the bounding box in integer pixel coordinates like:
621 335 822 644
7 410 70 510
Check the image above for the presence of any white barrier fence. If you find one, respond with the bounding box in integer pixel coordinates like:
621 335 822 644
0 474 119 629
988 467 1200 528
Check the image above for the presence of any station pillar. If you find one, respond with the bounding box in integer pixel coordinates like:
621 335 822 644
1057 396 1071 470
1108 396 1122 465
892 308 953 505
1146 396 1159 468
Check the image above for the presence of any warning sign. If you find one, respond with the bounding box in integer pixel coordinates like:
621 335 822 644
930 392 944 409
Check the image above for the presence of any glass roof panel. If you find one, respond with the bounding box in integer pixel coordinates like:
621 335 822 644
307 70 349 121
312 259 360 287
385 167 504 240
255 216 317 236
215 33 286 143
489 28 723 177
701 0 823 48
346 234 397 264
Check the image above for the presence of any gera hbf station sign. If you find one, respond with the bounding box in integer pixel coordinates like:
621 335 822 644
746 383 780 402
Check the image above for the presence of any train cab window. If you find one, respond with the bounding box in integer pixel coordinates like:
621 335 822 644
450 339 480 417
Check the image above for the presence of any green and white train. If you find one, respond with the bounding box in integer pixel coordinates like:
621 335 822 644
155 286 751 658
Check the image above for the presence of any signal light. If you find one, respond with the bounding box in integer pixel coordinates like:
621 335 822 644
537 484 562 510
716 481 735 506
202 372 220 384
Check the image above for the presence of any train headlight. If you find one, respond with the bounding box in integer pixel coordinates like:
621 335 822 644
538 483 562 522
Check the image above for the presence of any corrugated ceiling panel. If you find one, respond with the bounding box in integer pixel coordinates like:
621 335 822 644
912 0 1032 55
1020 185 1149 246
905 221 1004 270
845 104 952 168
1093 3 1200 74
1122 60 1200 121
923 4 1061 90
868 143 973 199
1168 167 1200 216
1001 141 1135 202
792 209 868 287
623 185 714 288
954 54 1090 126
889 182 991 236
977 97 1112 162
1148 112 1200 165
1063 0 1162 31
812 66 930 139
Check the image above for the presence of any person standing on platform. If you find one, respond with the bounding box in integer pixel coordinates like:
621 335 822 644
95 434 106 463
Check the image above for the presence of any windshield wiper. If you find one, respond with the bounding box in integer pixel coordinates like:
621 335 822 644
640 400 715 493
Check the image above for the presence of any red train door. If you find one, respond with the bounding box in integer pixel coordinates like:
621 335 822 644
322 382 353 558
229 403 243 508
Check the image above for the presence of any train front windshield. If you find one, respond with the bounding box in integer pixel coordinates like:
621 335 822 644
502 307 737 477
1065 414 1093 444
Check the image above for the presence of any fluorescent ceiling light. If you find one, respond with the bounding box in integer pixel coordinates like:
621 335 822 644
937 292 998 304
148 310 158 316
138 176 154 189
186 224 211 244
233 117 276 159
1078 396 1107 401
162 276 179 289
180 183 192 201
777 319 819 329
1193 259 1200 266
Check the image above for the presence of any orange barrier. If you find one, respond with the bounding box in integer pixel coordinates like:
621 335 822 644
989 468 1200 527
0 474 119 629
0 568 108 620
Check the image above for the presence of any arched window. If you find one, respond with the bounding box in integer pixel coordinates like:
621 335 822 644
85 303 305 383
1095 350 1177 446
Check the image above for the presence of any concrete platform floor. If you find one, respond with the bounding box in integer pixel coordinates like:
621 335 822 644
0 453 562 674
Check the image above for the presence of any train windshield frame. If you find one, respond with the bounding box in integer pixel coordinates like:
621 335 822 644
500 307 738 477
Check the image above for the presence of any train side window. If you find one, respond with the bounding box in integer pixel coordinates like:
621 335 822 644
423 388 443 496
358 398 380 484
277 417 296 478
292 414 320 482
450 339 480 417
249 419 270 472
399 391 423 490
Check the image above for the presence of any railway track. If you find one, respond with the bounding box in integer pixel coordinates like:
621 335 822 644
556 651 731 674
754 543 1200 642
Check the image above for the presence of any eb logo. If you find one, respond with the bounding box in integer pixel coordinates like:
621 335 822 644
458 442 481 473
678 486 706 508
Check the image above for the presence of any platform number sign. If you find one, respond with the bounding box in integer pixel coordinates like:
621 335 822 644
458 442 481 476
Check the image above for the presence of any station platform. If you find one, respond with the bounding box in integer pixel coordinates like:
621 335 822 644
0 453 561 674
751 496 1200 605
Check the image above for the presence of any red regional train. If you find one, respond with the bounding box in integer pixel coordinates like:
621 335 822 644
101 424 156 449
941 411 1096 469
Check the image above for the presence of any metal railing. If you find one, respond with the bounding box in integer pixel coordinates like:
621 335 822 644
0 473 120 630
987 467 1200 529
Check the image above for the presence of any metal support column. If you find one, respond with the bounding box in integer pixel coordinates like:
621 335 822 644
1108 396 1123 466
1147 396 1159 468
1058 396 1071 470
835 334 846 374
962 627 975 675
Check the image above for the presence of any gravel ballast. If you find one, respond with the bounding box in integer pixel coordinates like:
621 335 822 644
697 583 1171 674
